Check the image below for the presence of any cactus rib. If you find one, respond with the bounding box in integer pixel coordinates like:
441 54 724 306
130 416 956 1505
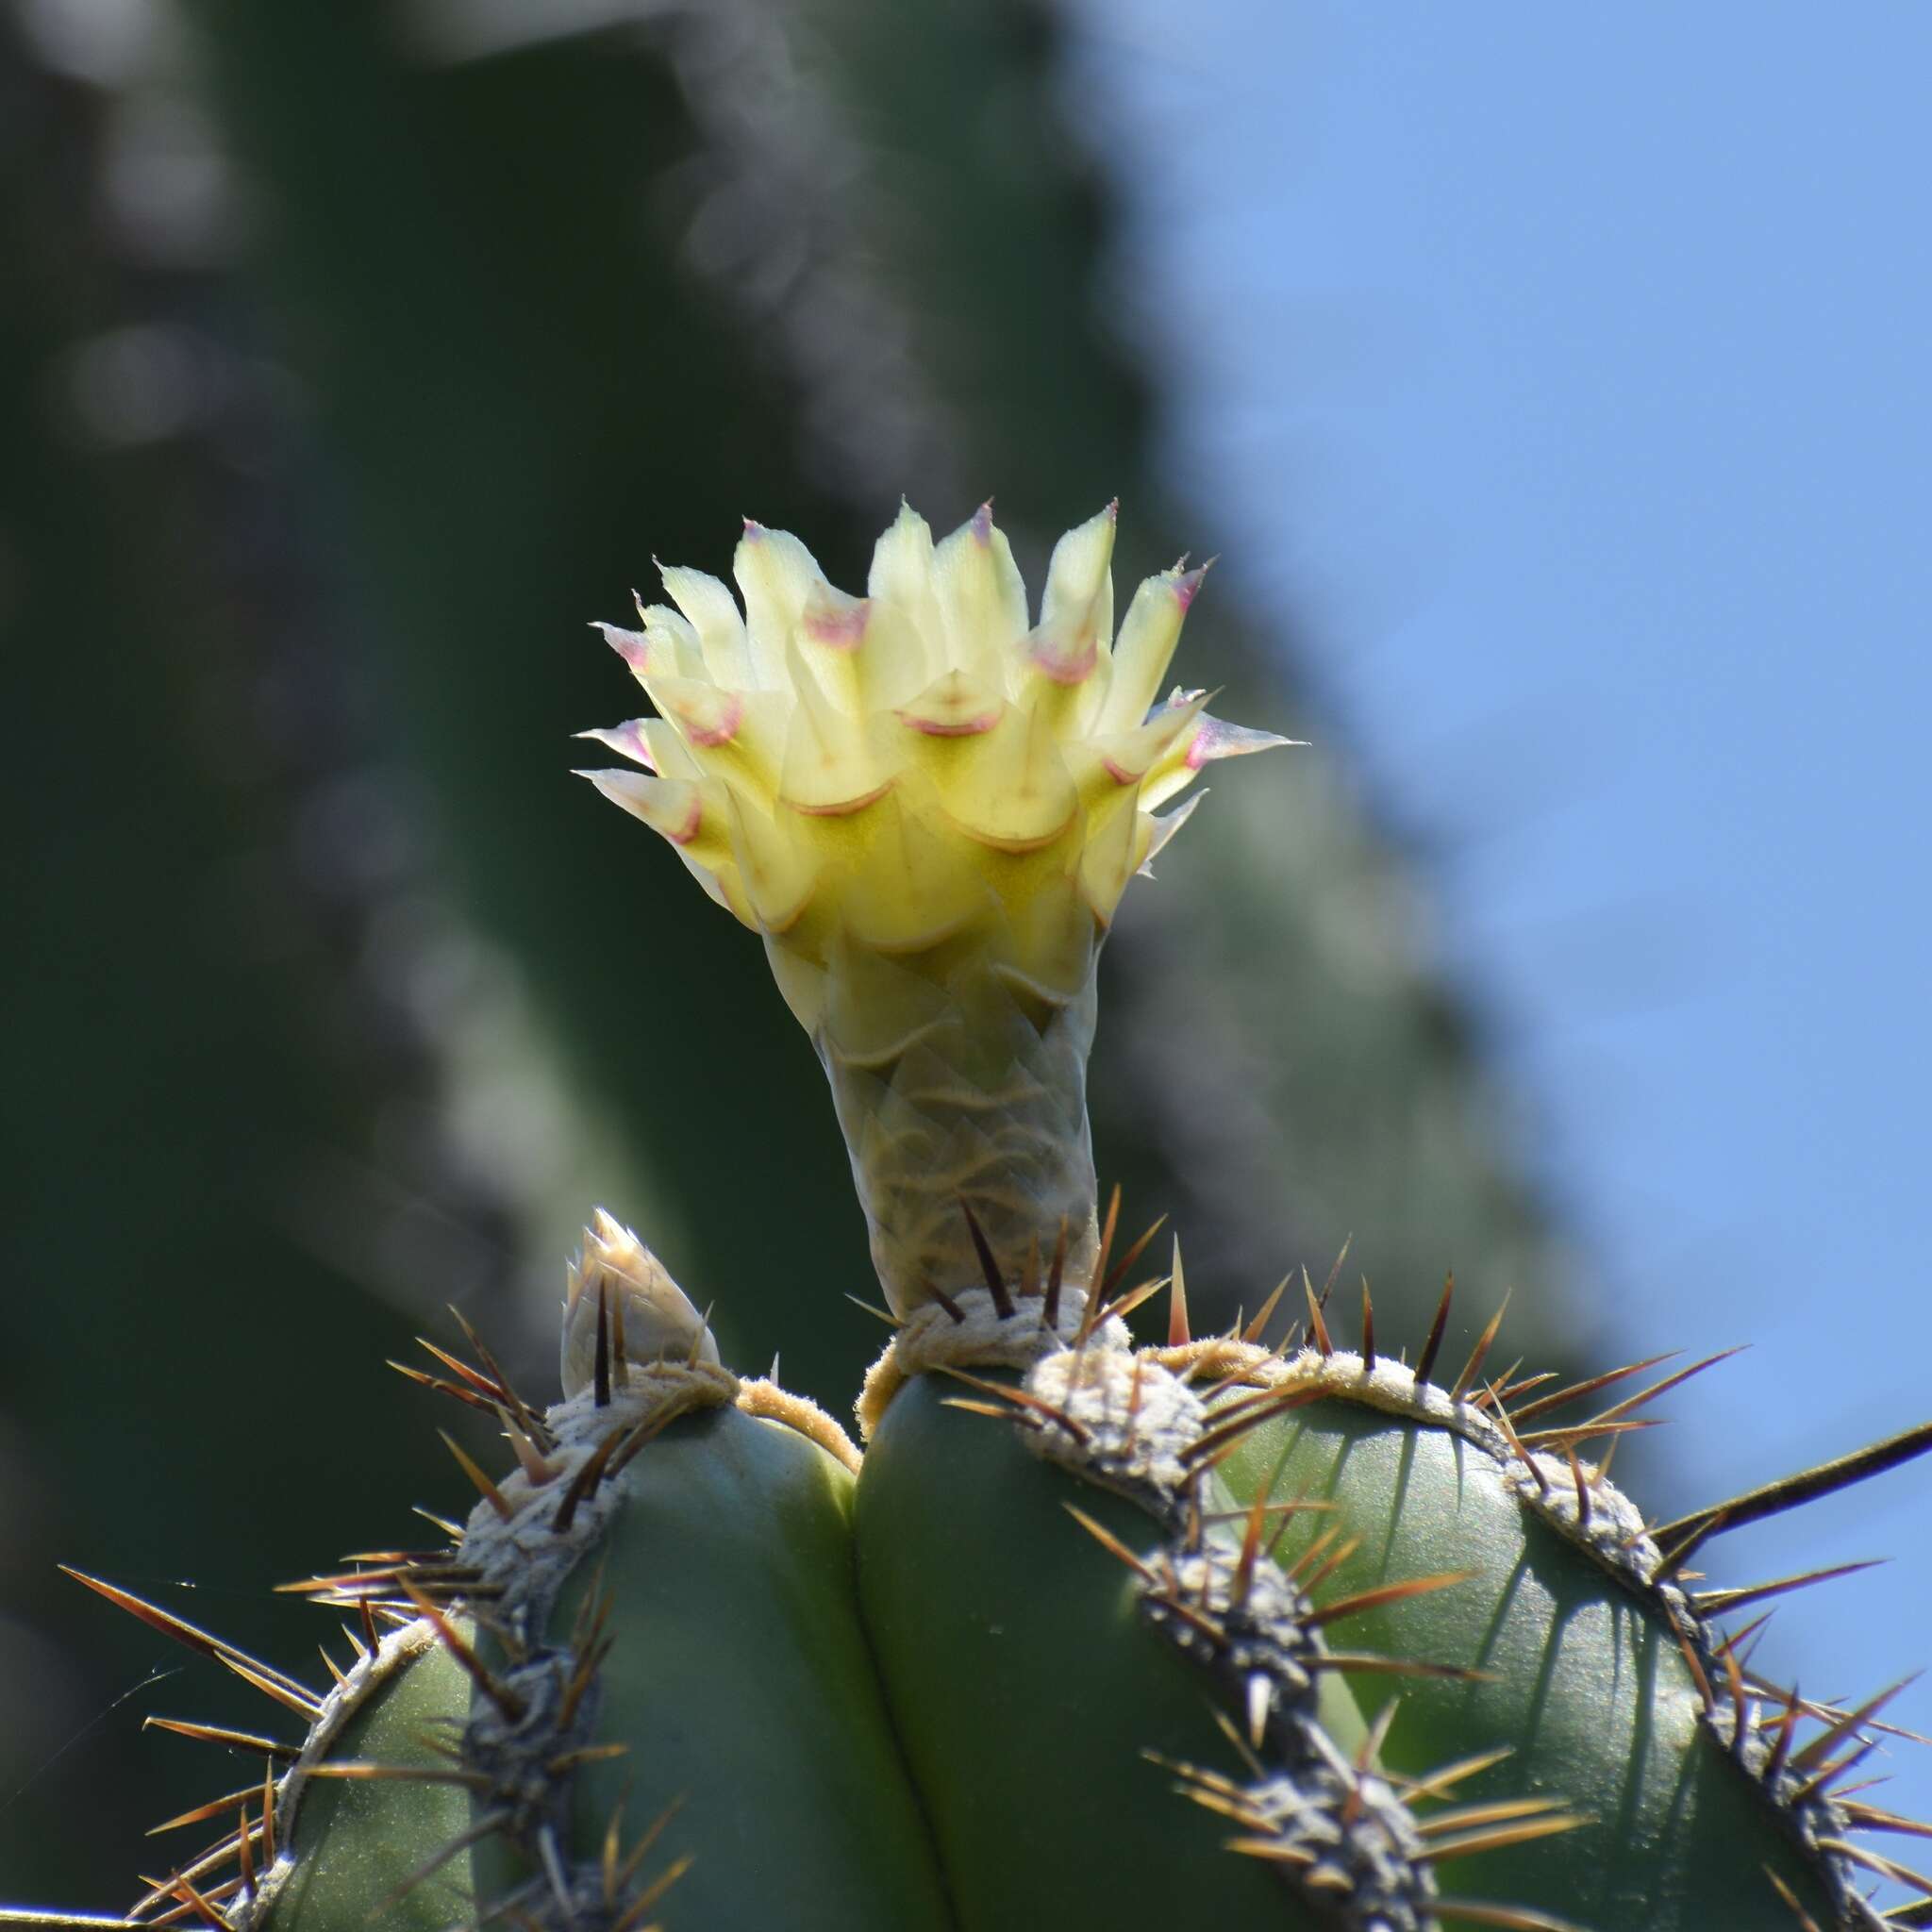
1191 1281 1932 1931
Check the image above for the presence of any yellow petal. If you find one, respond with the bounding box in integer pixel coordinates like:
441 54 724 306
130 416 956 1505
735 521 826 688
1096 561 1205 734
1137 792 1203 875
999 880 1099 1006
575 718 657 769
577 768 704 844
721 790 817 934
840 788 987 956
1076 691 1208 801
1039 501 1117 661
779 642 894 817
640 717 701 779
867 500 946 673
597 605 705 687
649 678 787 810
936 696 1078 854
796 579 935 718
658 566 751 688
694 847 755 926
649 675 745 747
932 502 1026 680
1141 693 1297 811
1078 779 1144 921
796 575 871 715
896 667 1006 741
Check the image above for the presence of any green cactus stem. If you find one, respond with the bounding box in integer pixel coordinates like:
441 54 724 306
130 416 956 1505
241 1629 475 1931
19 1195 1932 1932
856 1344 1395 1930
9 508 1932 1932
475 1399 954 1930
1191 1279 1932 1931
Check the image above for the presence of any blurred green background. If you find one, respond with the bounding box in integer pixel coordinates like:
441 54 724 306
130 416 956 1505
1 0 1580 1910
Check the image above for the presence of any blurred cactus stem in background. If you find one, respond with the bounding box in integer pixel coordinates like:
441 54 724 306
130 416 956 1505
580 502 1290 1319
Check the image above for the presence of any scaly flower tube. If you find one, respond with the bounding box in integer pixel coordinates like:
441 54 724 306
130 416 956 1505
581 502 1289 1316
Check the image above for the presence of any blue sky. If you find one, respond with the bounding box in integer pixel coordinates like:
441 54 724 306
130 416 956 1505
1073 0 1932 1843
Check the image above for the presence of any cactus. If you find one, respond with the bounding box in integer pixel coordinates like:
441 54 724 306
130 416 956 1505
9 507 1930 1932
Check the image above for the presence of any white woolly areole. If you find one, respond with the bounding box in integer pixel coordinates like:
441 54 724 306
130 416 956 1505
459 1363 740 1617
1016 1342 1440 1931
1174 1335 1880 1919
856 1284 1128 1439
1212 1345 1669 1588
1024 1347 1205 1493
236 1355 739 1928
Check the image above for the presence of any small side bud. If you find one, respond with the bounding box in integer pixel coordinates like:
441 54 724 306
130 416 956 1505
561 1209 719 1399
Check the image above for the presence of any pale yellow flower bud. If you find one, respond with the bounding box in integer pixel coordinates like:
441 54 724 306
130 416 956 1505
581 505 1290 1315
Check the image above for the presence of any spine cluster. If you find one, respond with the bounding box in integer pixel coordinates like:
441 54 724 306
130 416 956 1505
1017 1338 1443 1932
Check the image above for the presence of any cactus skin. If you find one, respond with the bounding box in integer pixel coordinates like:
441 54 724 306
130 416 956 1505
256 1633 474 1932
479 1403 954 1931
27 1270 1927 1932
1206 1337 1890 1931
854 1360 1391 1931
